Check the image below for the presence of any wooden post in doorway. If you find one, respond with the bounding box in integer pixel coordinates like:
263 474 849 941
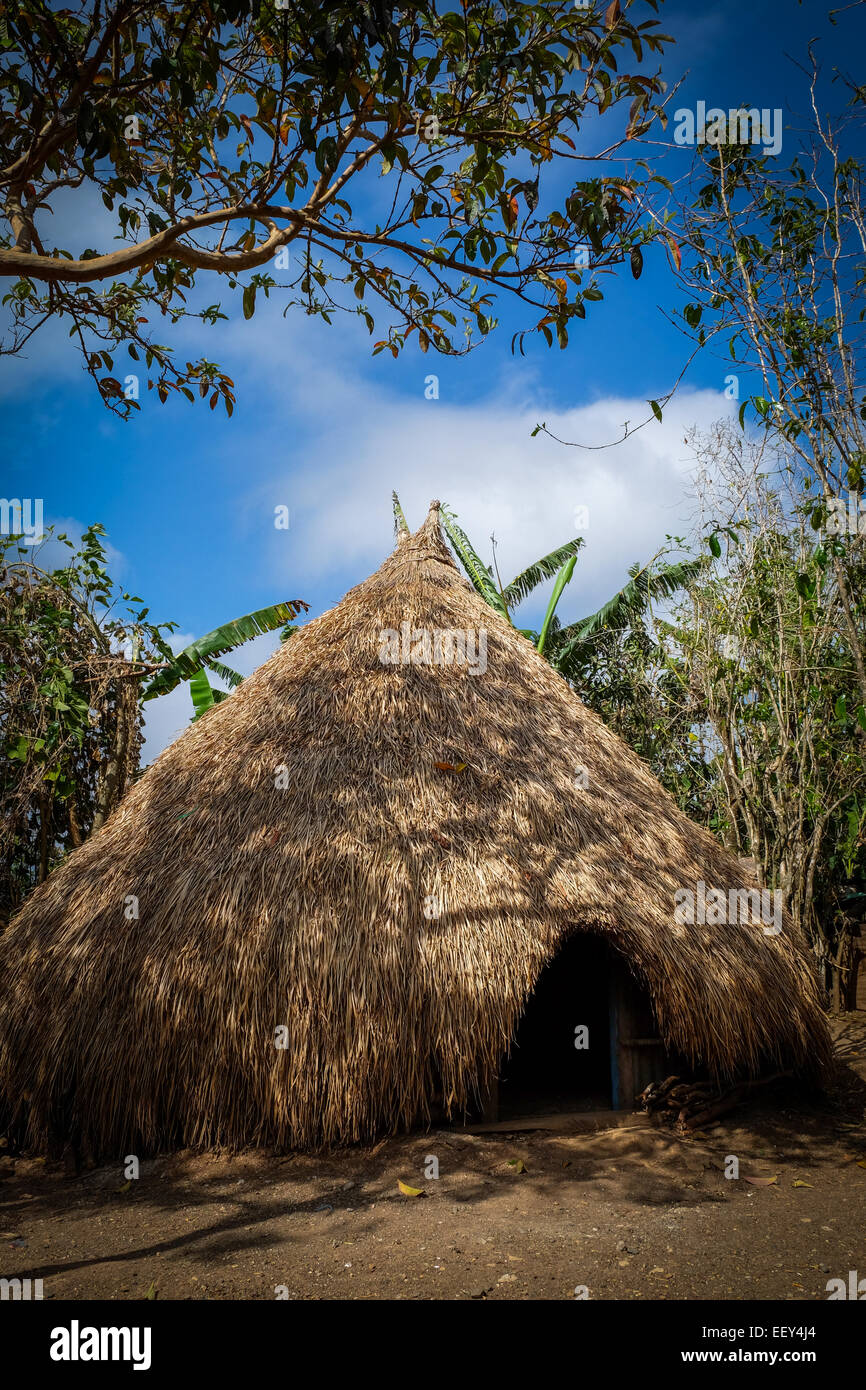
481 1077 499 1123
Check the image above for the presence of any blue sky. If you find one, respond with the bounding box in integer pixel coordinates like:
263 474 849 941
3 0 862 758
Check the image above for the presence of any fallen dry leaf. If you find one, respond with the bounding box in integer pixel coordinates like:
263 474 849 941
397 1180 424 1197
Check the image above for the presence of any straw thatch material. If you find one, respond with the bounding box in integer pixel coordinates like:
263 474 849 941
0 502 830 1154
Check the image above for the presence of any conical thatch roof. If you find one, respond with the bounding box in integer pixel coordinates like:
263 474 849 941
0 503 830 1154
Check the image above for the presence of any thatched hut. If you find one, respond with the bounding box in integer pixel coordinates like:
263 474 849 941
0 503 830 1154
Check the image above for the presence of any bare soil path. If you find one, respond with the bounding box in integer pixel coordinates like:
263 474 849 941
2 1016 865 1301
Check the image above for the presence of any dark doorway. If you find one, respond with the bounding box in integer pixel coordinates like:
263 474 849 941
498 932 613 1118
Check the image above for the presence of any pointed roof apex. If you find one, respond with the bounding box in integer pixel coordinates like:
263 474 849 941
418 499 442 539
385 496 454 573
394 496 454 573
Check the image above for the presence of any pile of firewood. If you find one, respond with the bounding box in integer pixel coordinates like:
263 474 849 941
638 1072 791 1132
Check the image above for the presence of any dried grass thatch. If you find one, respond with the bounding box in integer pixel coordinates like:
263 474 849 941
0 503 831 1154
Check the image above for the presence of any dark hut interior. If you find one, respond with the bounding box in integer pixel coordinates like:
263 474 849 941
482 933 677 1122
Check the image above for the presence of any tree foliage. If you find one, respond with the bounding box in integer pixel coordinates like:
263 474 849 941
667 65 866 713
0 525 176 921
673 427 866 1002
0 525 308 915
1 0 673 411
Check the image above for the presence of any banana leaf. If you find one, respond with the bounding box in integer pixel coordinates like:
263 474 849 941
143 600 308 701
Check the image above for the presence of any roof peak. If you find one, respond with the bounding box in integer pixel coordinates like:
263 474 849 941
408 496 454 567
392 498 453 568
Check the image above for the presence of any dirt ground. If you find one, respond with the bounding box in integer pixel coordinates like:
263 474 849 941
2 1015 866 1302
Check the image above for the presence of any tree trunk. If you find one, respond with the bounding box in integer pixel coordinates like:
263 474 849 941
37 791 52 883
91 680 141 833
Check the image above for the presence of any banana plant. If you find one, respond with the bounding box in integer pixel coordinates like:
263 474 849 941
392 492 703 682
142 599 308 719
440 505 586 650
393 493 584 646
547 556 706 681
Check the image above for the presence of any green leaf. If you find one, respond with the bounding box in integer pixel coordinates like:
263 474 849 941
440 509 509 619
649 399 663 423
142 601 308 701
553 557 705 677
502 539 584 610
189 667 216 720
204 658 244 691
537 555 577 655
242 284 256 320
392 490 410 537
795 573 815 600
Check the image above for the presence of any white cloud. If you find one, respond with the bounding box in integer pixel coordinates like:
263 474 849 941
180 297 731 623
245 375 733 628
138 337 733 763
